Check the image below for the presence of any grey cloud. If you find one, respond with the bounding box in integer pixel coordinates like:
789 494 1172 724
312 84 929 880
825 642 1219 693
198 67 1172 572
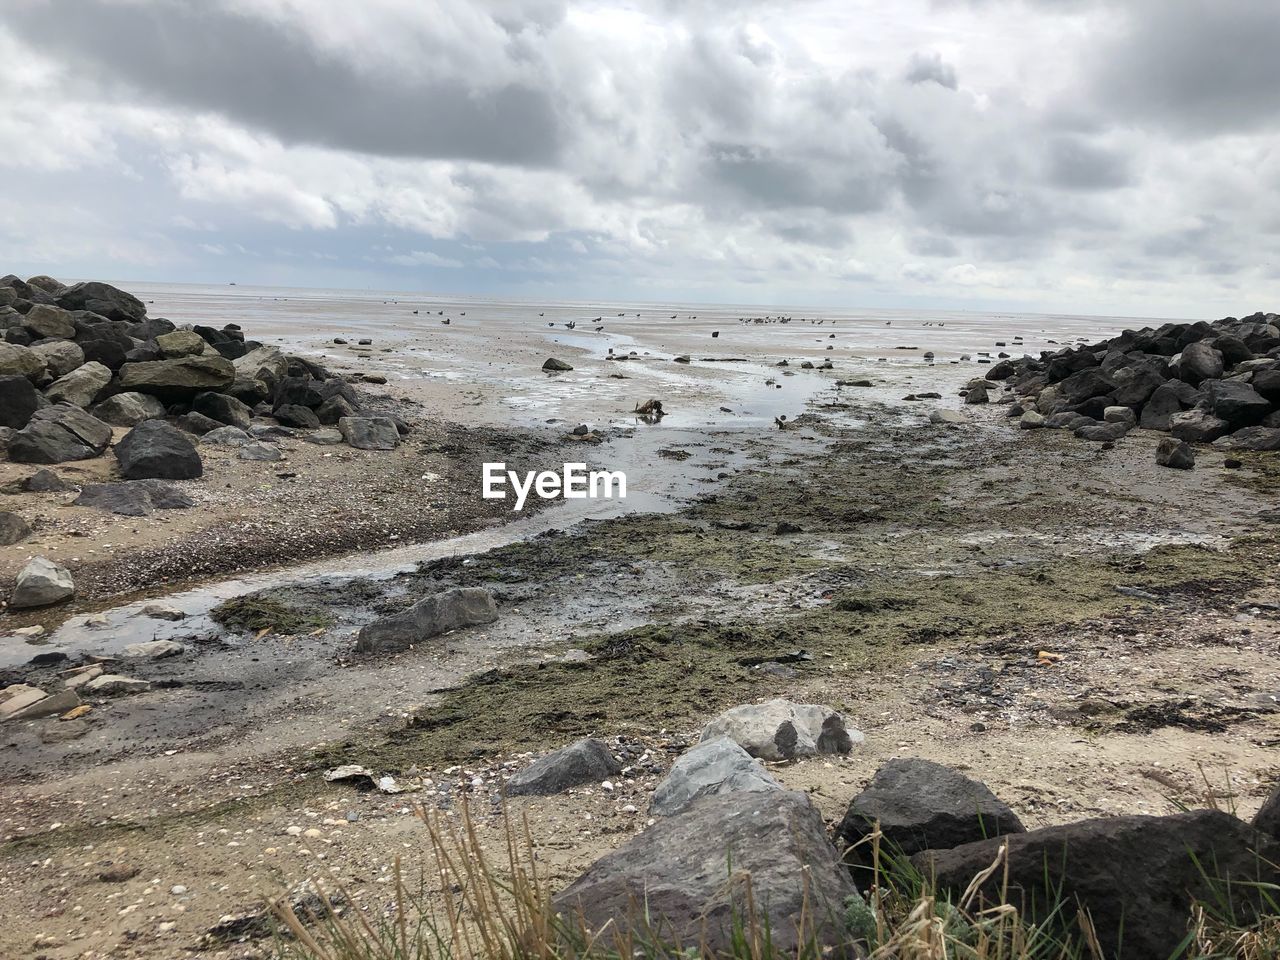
903 52 957 90
6 0 565 165
702 143 895 214
1046 136 1132 191
908 234 959 257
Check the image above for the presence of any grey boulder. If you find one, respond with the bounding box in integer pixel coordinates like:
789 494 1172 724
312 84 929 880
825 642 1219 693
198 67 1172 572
355 587 497 653
1213 426 1280 451
31 339 85 378
506 737 622 796
700 698 862 761
91 391 167 427
22 303 77 339
1170 408 1231 443
553 790 859 957
0 375 39 429
0 511 32 545
44 361 112 408
115 420 203 480
1179 340 1225 385
0 342 46 381
192 391 253 429
118 355 235 399
10 557 75 608
57 281 147 322
238 441 282 461
1155 437 1195 469
200 425 252 446
8 405 112 463
338 416 399 451
650 736 782 817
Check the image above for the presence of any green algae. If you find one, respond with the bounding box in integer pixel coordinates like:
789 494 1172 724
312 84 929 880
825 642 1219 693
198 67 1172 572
209 592 334 635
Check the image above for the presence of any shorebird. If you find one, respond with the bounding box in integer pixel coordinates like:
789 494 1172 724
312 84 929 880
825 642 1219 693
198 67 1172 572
441 318 451 325
565 321 576 329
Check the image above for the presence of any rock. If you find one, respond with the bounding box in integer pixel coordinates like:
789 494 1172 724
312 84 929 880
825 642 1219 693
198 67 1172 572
224 377 270 405
192 391 253 429
1102 405 1137 427
1056 367 1116 404
554 790 858 957
542 357 573 371
73 483 156 516
91 391 167 427
303 428 343 445
915 810 1280 960
700 699 862 761
124 639 186 659
506 738 623 796
200 425 252 446
316 394 359 424
233 346 290 389
238 441 282 461
338 416 399 450
1252 367 1280 400
1138 382 1185 430
118 355 235 400
57 281 147 322
0 511 32 545
1074 421 1129 441
80 337 128 370
0 375 39 429
1170 408 1230 443
1204 379 1271 425
650 737 782 817
1155 437 1195 469
1215 426 1280 451
274 404 320 429
1255 784 1280 841
155 330 207 358
1111 364 1167 407
837 759 1024 867
176 411 224 435
128 479 194 509
23 468 73 492
44 361 112 408
139 602 186 621
26 274 66 296
115 420 203 480
1019 410 1046 429
7 688 81 721
31 339 85 378
355 587 498 653
0 341 46 380
273 376 323 409
0 684 49 720
964 386 989 404
82 674 151 696
10 557 75 608
1179 340 1225 385
9 405 112 463
928 409 964 425
22 303 77 339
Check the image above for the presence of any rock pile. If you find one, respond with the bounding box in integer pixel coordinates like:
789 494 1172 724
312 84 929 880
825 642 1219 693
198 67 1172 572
0 274 404 473
990 312 1280 453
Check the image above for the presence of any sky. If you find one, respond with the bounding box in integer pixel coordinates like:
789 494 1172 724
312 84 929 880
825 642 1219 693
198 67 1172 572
3 0 1280 317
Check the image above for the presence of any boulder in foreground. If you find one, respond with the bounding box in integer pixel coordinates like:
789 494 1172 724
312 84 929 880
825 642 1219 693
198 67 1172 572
701 698 862 761
553 790 859 957
115 420 203 480
8 405 112 463
10 557 75 608
837 758 1024 866
915 809 1280 960
506 737 622 796
355 587 497 653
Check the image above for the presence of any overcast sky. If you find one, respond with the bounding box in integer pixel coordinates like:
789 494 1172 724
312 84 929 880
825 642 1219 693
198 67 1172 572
3 0 1280 316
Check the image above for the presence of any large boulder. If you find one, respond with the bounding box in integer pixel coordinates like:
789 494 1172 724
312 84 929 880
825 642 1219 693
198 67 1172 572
273 403 320 429
57 281 146 322
915 810 1280 960
1056 367 1116 405
91 391 166 427
0 511 32 545
10 557 75 608
542 357 573 372
118 355 235 400
233 347 289 390
114 420 203 480
1170 408 1230 443
30 339 85 378
192 391 252 430
0 375 39 429
338 416 399 450
1155 436 1195 469
1110 364 1167 408
651 737 782 817
553 790 859 957
0 342 45 381
700 699 861 761
506 738 622 796
836 759 1024 867
273 376 323 409
1138 382 1185 430
22 303 77 339
1203 379 1271 425
1213 426 1280 451
1179 341 1225 386
355 587 497 653
155 329 208 359
8 405 112 463
43 361 112 408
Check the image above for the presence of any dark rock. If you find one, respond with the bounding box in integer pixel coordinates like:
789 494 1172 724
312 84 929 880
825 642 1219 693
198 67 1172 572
273 404 321 429
1110 364 1166 407
176 412 225 435
57 281 146 322
118 355 236 400
79 338 129 370
1138 382 1185 430
355 587 497 653
964 386 989 404
837 759 1024 868
1155 437 1195 469
542 357 573 371
1252 368 1280 400
1074 421 1129 442
507 738 622 796
23 468 73 492
1179 340 1225 385
192 391 252 430
316 395 358 425
1213 426 1280 451
337 416 399 450
1255 784 1280 841
1057 367 1116 404
1203 379 1271 425
115 420 202 480
915 810 1280 960
238 441 282 461
273 376 323 409
0 511 32 545
1170 409 1230 443
1212 334 1254 366
9 405 112 463
73 483 156 516
224 377 271 405
554 790 858 957
0 375 39 429
651 737 781 816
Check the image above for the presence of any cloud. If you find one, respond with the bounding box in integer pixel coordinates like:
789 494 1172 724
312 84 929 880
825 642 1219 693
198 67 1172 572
903 52 957 89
